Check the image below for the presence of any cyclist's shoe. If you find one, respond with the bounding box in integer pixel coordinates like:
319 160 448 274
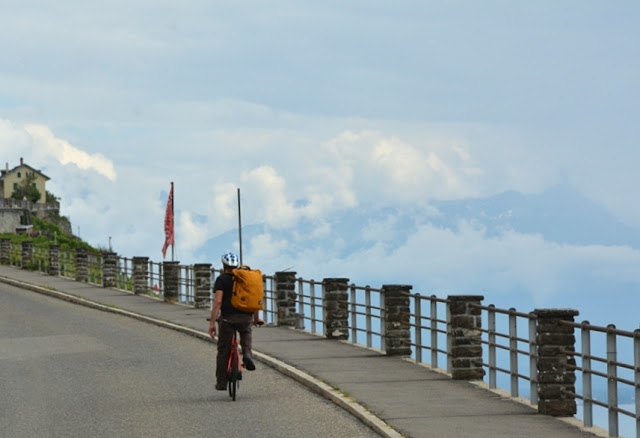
243 354 256 371
215 382 227 391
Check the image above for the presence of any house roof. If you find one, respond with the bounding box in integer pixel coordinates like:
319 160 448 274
0 163 50 181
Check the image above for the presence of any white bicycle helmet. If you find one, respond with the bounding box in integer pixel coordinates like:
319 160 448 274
221 252 239 267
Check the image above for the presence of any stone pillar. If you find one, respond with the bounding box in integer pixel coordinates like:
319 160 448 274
163 261 180 303
324 278 349 340
275 271 297 326
75 248 89 281
102 251 117 288
132 256 149 295
534 308 579 417
21 241 34 269
194 263 212 308
382 284 412 356
0 238 11 264
448 295 485 380
49 244 60 276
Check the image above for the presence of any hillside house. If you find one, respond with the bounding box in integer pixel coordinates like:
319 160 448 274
0 157 50 202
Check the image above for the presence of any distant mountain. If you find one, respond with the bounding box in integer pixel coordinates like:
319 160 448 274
429 184 640 248
196 183 640 263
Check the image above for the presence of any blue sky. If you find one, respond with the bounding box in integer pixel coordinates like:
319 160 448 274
1 1 639 328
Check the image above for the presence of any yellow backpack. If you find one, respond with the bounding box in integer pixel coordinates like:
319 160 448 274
230 265 264 313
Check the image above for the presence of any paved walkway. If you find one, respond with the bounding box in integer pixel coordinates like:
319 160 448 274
0 266 607 438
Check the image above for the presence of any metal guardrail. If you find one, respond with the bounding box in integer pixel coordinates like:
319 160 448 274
561 321 640 438
5 241 639 437
473 305 538 402
289 278 639 438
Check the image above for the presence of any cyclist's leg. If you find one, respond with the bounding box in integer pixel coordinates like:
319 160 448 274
236 315 255 370
216 319 233 389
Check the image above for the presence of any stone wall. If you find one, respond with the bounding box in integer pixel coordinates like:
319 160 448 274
448 295 485 380
0 200 69 235
324 278 349 340
0 210 23 234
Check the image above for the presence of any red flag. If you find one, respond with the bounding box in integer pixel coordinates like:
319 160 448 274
162 183 174 258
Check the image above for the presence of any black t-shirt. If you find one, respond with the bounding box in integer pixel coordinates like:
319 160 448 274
214 272 252 316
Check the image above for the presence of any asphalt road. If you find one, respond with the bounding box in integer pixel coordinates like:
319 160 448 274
0 283 381 438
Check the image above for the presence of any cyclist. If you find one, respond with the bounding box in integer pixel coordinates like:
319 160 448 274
209 252 264 390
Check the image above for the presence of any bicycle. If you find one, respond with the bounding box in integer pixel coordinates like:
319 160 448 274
210 316 264 401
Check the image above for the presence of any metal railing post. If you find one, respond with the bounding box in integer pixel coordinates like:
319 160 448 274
310 280 317 333
446 299 451 375
365 286 372 348
380 288 386 354
607 324 619 437
430 296 438 368
509 308 519 397
415 294 422 364
147 260 153 293
350 285 357 343
297 278 305 318
159 262 165 296
634 329 640 438
261 275 269 318
488 305 497 389
529 315 538 405
582 322 593 428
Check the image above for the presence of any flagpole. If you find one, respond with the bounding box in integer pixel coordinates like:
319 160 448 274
237 188 243 265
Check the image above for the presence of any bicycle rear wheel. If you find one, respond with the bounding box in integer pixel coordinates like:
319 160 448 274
228 349 239 401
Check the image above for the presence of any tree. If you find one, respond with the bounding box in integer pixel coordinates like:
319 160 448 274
45 190 60 204
11 173 41 203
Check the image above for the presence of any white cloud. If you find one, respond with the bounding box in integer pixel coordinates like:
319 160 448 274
373 137 465 198
361 214 400 243
177 211 207 255
248 233 289 262
22 124 117 181
209 180 240 229
241 166 297 228
319 129 482 206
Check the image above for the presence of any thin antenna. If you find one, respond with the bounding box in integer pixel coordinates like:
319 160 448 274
237 188 243 265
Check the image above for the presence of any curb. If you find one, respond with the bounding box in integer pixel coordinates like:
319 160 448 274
0 275 403 438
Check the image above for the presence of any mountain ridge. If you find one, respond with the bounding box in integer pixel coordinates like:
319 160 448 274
198 183 640 263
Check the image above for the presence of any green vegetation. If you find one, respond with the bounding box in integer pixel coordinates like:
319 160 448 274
0 216 96 251
11 173 41 203
45 190 59 204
